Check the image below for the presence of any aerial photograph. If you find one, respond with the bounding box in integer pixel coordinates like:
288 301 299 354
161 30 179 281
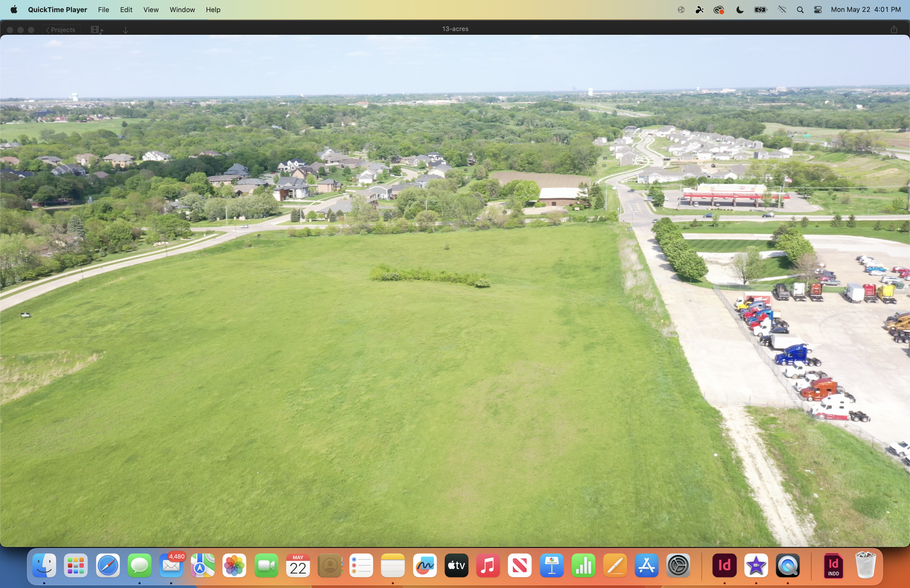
0 34 908 548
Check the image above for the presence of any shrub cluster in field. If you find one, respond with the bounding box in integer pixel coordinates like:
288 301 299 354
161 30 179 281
651 218 708 281
369 263 489 288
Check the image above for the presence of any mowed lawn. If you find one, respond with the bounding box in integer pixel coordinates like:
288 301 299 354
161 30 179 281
0 226 773 547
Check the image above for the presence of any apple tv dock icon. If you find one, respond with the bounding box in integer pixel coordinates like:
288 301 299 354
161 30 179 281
444 554 469 577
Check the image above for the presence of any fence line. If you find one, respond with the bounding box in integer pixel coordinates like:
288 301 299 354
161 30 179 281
713 284 809 410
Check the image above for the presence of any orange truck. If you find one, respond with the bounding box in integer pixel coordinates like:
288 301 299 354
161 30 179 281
799 377 847 402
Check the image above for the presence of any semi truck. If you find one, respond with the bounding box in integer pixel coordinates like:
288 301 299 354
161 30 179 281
885 312 910 334
863 283 878 303
799 377 849 402
809 395 851 421
877 284 897 304
772 283 790 301
792 282 807 301
844 283 864 304
809 282 824 302
774 343 817 364
734 295 771 310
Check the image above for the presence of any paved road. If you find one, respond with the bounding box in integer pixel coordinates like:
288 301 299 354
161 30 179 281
0 230 238 312
600 133 815 545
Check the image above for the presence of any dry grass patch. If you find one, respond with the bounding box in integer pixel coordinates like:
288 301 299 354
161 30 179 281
616 229 677 337
0 351 101 404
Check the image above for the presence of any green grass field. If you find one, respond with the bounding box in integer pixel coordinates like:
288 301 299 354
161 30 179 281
0 120 143 141
0 225 774 547
763 123 909 150
748 408 910 546
807 153 909 188
685 239 776 253
679 221 910 244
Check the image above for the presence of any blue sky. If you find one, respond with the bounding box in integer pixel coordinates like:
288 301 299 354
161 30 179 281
1 35 907 98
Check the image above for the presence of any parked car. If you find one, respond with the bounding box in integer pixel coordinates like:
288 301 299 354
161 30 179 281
891 266 908 273
888 440 910 457
882 276 904 285
818 275 839 283
867 270 886 277
762 212 775 218
628 189 635 193
241 224 250 228
703 213 713 218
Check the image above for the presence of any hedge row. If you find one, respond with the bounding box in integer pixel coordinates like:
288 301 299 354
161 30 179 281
369 264 490 288
651 218 709 281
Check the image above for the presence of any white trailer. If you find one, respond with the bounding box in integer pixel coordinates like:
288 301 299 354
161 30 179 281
844 283 864 304
770 334 811 350
792 282 807 301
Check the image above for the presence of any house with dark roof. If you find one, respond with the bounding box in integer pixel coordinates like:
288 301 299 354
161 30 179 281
51 164 86 177
277 158 308 172
238 177 269 186
273 177 309 201
0 169 34 178
37 155 63 166
224 163 250 177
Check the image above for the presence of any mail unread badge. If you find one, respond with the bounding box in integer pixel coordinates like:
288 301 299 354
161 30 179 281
160 553 183 578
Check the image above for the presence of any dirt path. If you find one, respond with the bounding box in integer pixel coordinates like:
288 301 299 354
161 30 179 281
719 407 815 546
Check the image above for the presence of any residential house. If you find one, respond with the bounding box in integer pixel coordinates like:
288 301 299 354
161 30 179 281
623 125 638 133
779 147 794 156
142 150 171 162
103 153 134 168
92 171 109 179
714 153 732 161
238 178 269 186
637 167 685 184
399 155 419 166
389 183 420 198
207 174 241 187
430 163 452 174
592 137 609 147
224 163 250 177
367 185 391 200
617 152 637 166
753 150 769 160
427 168 448 179
37 155 63 166
427 152 445 163
366 162 390 177
323 153 348 165
655 125 676 137
51 164 86 177
358 169 378 184
316 148 335 161
733 138 748 148
74 153 98 166
768 150 789 159
198 150 221 157
0 156 20 166
696 152 713 161
683 164 707 178
233 184 259 196
338 158 365 169
414 155 433 167
317 178 342 194
0 141 21 150
709 170 738 180
316 199 353 218
273 177 309 201
277 158 308 172
0 169 34 178
731 152 751 160
614 136 633 146
729 164 750 179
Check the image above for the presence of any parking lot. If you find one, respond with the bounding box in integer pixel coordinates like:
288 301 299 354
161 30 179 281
723 235 910 456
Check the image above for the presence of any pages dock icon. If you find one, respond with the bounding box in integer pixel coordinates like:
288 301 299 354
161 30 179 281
381 553 405 578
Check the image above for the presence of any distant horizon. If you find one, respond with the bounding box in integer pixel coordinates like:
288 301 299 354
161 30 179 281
2 35 907 98
3 84 909 102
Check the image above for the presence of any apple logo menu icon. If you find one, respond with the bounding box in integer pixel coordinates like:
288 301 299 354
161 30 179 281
11 5 17 13
444 554 469 578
